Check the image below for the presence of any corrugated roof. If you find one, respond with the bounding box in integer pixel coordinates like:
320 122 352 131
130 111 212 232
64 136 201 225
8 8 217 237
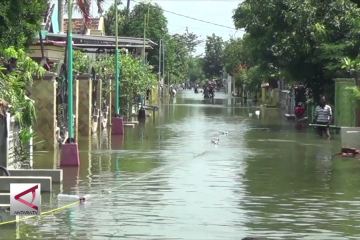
101 35 157 45
73 44 153 49
46 33 157 46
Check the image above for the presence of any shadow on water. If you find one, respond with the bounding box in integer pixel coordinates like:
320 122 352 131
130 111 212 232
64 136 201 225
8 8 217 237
3 90 360 239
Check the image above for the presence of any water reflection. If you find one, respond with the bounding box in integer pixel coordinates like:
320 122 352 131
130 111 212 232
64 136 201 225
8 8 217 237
3 90 360 239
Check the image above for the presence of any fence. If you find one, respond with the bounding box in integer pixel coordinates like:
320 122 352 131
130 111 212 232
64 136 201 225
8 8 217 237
279 90 289 109
279 89 295 115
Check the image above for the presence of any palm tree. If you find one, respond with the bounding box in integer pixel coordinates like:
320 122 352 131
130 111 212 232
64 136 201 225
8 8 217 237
58 0 104 33
63 0 104 62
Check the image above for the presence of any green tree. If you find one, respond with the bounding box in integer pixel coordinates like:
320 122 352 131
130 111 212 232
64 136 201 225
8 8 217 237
0 0 47 48
0 47 46 166
63 0 105 26
164 30 203 84
203 34 224 78
164 34 190 84
187 57 205 83
223 37 244 76
173 28 203 54
120 2 168 70
103 3 128 39
95 50 157 117
0 47 45 126
232 0 360 100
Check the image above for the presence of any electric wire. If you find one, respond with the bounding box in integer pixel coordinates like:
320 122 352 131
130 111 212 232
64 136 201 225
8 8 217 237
131 0 239 30
103 0 242 30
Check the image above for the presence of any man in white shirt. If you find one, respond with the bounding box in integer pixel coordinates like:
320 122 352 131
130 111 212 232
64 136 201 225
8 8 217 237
314 96 332 138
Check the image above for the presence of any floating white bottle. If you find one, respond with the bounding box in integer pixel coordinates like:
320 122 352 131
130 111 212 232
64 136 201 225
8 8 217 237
57 194 91 202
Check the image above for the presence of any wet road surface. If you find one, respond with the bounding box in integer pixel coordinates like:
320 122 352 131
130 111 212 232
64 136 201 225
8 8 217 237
2 90 360 239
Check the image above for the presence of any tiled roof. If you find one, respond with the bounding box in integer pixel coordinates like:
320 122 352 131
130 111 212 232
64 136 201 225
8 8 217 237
63 18 100 34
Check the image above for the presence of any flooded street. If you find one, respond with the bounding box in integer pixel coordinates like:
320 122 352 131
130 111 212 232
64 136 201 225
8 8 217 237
3 90 360 239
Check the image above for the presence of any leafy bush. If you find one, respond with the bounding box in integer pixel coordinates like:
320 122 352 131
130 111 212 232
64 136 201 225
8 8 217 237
93 50 157 117
0 47 45 167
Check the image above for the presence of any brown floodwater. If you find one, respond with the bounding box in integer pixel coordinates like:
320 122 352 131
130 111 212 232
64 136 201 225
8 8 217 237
1 90 360 240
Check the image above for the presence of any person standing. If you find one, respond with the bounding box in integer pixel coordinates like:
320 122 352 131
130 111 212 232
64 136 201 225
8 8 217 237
295 102 306 129
295 102 306 120
253 95 258 106
314 96 332 138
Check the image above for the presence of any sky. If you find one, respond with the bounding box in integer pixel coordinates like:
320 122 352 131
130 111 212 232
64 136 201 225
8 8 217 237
68 0 244 55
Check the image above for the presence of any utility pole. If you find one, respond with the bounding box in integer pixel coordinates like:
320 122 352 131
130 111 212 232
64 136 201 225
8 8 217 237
67 0 74 141
115 0 120 116
126 0 130 15
162 40 165 84
60 0 80 167
111 0 124 135
233 76 235 95
158 39 162 82
143 14 146 65
140 14 147 107
168 72 170 86
158 39 162 98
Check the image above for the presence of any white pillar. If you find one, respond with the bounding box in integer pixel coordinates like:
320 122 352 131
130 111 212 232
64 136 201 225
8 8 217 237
227 75 232 95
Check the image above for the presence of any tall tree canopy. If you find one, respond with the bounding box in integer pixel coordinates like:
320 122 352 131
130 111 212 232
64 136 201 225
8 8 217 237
203 34 224 78
187 57 205 83
173 28 203 54
104 2 168 71
104 3 204 83
0 0 47 48
103 2 127 37
232 0 360 100
165 30 203 83
223 37 244 77
164 34 189 83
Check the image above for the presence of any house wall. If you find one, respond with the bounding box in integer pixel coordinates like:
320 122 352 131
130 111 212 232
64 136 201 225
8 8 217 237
26 79 57 151
334 78 355 127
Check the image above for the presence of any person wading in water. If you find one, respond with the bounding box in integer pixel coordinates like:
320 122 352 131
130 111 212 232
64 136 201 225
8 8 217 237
295 102 306 129
314 96 332 139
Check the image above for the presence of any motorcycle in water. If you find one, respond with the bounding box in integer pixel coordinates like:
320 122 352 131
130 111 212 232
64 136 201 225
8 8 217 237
169 86 177 98
203 87 214 98
203 87 208 98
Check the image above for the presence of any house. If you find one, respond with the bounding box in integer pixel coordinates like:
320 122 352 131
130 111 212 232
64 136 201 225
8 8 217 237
28 3 156 63
63 18 105 36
